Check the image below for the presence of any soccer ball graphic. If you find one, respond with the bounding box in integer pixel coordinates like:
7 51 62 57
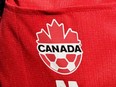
36 19 83 75
39 53 82 75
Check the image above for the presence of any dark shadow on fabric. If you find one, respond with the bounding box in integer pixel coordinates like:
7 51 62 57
0 0 5 16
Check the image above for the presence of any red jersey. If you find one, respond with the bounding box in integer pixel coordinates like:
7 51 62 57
0 0 116 87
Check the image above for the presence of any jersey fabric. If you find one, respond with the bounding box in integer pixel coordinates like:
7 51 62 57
0 0 116 87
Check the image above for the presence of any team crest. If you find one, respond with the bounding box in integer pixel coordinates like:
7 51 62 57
36 19 83 75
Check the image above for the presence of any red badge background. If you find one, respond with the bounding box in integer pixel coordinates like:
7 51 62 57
36 20 83 75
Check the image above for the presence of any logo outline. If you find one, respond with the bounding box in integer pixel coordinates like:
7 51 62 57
36 19 83 75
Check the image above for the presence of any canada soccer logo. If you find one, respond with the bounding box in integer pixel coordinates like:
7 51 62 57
36 19 83 75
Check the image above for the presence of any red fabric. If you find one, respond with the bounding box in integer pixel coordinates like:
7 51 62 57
0 0 116 87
